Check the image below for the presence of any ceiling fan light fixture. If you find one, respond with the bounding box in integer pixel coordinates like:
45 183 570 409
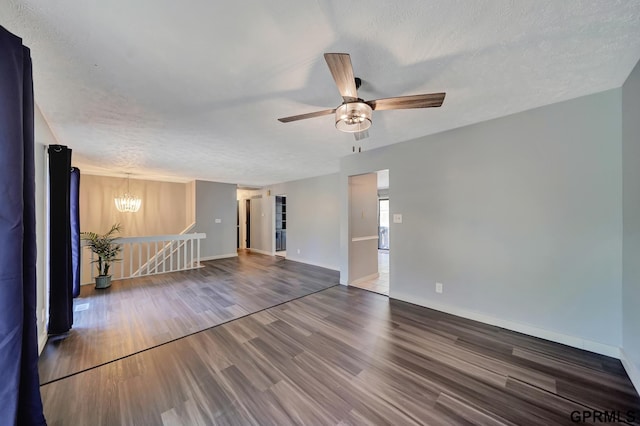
335 102 372 133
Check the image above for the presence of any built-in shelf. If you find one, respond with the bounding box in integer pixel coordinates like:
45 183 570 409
275 196 287 251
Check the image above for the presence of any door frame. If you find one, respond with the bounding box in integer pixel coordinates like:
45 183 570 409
378 198 389 250
245 199 251 248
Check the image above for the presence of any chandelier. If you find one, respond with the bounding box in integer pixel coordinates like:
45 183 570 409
114 174 141 213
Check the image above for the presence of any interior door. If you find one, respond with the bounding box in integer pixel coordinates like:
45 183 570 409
245 199 250 248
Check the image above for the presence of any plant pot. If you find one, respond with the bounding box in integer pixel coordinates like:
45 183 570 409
95 275 112 289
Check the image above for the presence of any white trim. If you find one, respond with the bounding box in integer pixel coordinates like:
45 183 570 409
180 222 196 234
127 231 206 277
248 248 273 256
114 233 206 244
81 251 236 282
390 291 620 358
38 332 48 355
620 348 640 395
286 257 340 272
351 235 379 242
349 272 380 285
200 253 238 261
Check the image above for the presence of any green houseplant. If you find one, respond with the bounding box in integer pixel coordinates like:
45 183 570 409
81 223 122 289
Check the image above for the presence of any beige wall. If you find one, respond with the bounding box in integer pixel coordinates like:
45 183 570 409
34 106 55 352
80 174 189 237
185 180 196 226
79 174 190 283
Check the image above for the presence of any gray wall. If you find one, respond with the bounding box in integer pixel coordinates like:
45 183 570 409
194 180 238 259
622 59 640 386
249 195 270 253
341 89 623 350
281 173 340 270
245 173 340 270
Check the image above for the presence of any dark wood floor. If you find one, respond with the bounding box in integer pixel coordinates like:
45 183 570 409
40 254 640 425
39 251 339 384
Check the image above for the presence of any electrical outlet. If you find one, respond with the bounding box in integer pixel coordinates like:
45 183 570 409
297 249 301 254
435 282 443 294
214 218 222 223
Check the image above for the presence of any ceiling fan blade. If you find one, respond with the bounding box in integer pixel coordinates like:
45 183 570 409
366 92 446 111
277 108 336 123
324 53 358 102
354 129 369 141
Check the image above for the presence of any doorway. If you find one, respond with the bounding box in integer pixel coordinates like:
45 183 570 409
378 199 389 250
245 199 251 248
376 195 390 294
275 195 286 257
348 169 390 296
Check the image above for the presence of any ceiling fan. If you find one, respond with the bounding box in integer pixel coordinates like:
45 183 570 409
278 53 446 144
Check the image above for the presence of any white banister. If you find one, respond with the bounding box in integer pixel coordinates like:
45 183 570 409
82 233 206 284
170 241 174 271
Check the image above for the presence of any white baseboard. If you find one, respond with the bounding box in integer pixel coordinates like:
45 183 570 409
286 257 340 272
248 248 274 256
620 348 640 395
38 332 48 355
349 272 380 285
390 290 620 358
200 253 238 261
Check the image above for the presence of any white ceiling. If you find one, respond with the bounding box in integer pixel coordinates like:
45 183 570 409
3 1 640 186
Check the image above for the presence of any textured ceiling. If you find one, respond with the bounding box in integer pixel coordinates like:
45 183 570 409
3 1 640 186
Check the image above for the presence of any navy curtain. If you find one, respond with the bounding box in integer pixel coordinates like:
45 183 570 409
70 168 81 298
0 26 47 425
48 145 73 334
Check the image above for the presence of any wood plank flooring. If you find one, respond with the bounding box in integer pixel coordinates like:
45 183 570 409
40 258 640 425
39 251 339 384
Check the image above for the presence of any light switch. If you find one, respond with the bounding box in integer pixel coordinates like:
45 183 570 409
393 213 403 224
215 218 222 223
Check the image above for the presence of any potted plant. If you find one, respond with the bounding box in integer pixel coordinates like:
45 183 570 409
81 223 122 289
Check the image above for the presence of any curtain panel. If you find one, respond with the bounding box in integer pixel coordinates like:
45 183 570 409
70 167 81 298
47 145 73 334
0 26 47 425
